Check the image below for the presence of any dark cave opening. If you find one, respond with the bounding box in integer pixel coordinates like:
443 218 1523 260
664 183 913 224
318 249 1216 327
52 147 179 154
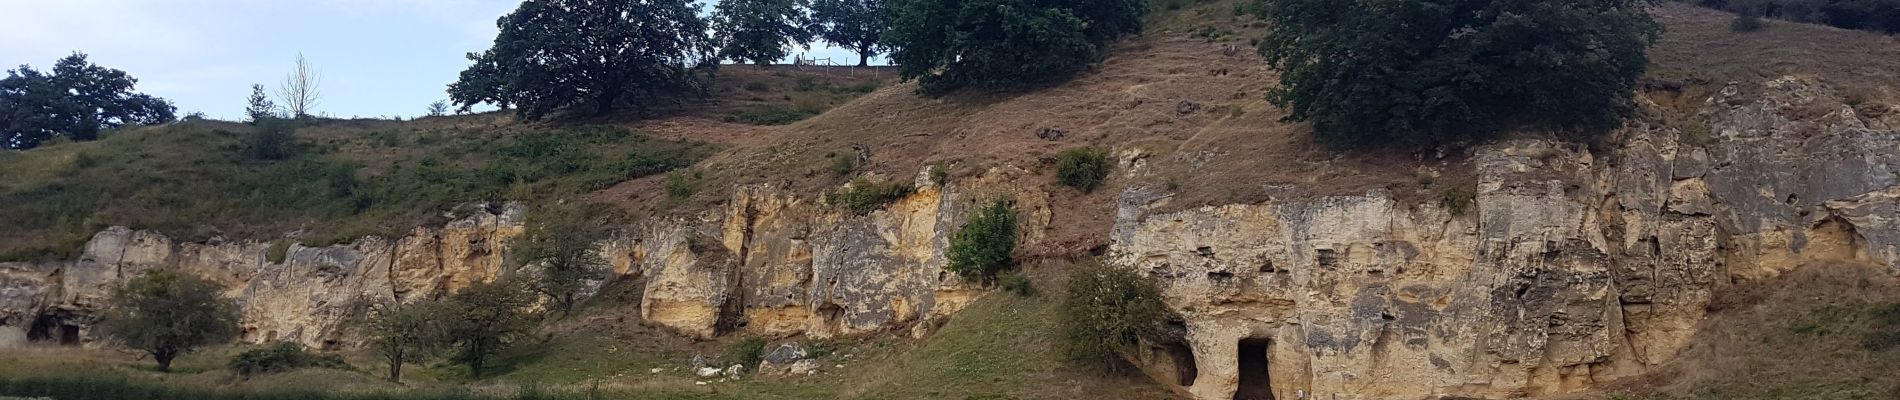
1236 338 1274 400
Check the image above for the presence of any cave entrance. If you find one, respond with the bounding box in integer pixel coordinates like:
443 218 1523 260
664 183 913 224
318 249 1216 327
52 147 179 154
26 314 79 346
1235 338 1274 400
1162 342 1199 386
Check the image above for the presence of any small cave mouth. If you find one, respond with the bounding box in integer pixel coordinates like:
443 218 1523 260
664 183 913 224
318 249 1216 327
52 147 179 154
26 314 81 346
1236 338 1275 400
1162 342 1199 387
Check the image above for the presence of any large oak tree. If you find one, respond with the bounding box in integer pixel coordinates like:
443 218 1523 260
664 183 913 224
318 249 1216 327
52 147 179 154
449 0 717 120
812 0 888 66
884 0 1145 96
713 0 816 65
1 53 175 149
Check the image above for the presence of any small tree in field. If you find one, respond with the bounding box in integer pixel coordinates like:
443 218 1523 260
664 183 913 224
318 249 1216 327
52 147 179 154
363 300 446 382
96 271 242 372
517 203 612 314
246 84 277 123
1254 0 1661 148
441 279 536 379
946 198 1017 283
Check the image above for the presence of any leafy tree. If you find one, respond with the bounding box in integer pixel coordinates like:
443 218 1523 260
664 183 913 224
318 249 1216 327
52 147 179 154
450 0 718 120
1059 259 1184 371
246 84 278 123
1055 147 1111 193
440 279 537 379
363 300 446 382
812 0 887 66
714 0 816 65
516 203 612 314
884 0 1144 95
95 271 242 372
946 198 1017 283
0 53 176 149
1254 0 1662 148
426 100 449 117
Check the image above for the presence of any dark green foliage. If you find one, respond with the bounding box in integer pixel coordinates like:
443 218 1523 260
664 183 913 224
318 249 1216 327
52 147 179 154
929 162 949 186
997 272 1034 297
364 300 448 382
812 0 888 66
1054 147 1111 193
829 153 856 176
265 240 291 264
726 337 769 368
1733 1 1770 31
449 0 717 119
724 104 823 125
246 84 277 123
246 118 298 161
440 279 538 379
1254 0 1661 148
228 342 348 378
517 203 612 314
826 178 916 215
1693 0 1900 33
1 53 175 149
884 0 1145 95
1863 303 1900 351
95 271 242 372
1441 188 1476 216
713 0 814 65
1059 259 1184 371
946 198 1017 283
665 170 700 201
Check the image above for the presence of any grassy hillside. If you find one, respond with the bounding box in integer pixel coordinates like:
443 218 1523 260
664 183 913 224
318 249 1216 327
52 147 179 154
0 66 889 261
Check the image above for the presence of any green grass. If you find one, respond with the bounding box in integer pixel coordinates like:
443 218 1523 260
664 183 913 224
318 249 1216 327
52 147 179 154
0 121 713 261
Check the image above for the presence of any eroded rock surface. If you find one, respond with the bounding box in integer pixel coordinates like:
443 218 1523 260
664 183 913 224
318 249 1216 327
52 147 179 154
1110 78 1900 400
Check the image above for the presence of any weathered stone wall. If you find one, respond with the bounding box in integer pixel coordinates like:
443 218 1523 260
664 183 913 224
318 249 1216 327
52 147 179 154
1110 77 1900 400
0 167 1049 348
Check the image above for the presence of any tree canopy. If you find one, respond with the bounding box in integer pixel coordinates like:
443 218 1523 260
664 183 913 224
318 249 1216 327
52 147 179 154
1 53 175 149
440 279 537 379
811 0 887 66
1254 0 1662 148
713 0 816 65
884 0 1144 95
95 271 242 372
449 0 717 120
517 203 612 314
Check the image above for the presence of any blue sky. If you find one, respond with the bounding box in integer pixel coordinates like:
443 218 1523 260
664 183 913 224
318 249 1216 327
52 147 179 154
0 0 877 120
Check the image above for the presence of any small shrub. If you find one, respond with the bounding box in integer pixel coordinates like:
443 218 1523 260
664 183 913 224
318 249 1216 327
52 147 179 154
743 81 772 92
229 342 348 378
1679 120 1717 147
947 198 1018 283
726 337 768 369
1055 147 1112 193
998 272 1035 297
929 162 950 186
665 171 699 201
794 76 819 91
1440 188 1476 216
1863 303 1900 351
724 105 821 125
1730 9 1766 32
266 240 291 264
830 154 856 176
1060 259 1185 372
247 118 298 161
827 178 917 215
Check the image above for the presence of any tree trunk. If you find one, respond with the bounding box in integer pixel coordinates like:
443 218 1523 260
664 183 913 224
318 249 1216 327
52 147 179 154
387 351 404 382
859 47 873 67
594 92 619 116
155 352 176 373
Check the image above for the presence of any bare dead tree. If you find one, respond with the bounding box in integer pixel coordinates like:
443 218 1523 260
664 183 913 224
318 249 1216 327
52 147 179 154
277 53 323 119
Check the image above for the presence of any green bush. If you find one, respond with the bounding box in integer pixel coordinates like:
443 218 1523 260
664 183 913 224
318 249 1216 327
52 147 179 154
1254 0 1661 148
1440 188 1476 216
726 337 768 369
1059 259 1184 371
826 178 917 215
229 342 348 378
665 171 700 201
247 118 299 160
929 162 950 186
724 105 822 125
265 240 291 264
829 153 856 176
947 198 1017 283
885 0 1146 95
997 272 1035 297
1055 148 1112 193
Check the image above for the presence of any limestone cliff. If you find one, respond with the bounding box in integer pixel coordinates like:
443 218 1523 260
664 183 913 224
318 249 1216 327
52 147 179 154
1110 77 1900 400
0 168 1050 349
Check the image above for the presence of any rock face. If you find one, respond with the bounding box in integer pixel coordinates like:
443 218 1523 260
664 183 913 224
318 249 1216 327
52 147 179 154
0 168 1048 349
1110 77 1900 400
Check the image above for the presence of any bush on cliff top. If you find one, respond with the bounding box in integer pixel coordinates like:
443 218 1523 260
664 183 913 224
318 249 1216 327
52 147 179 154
946 198 1018 283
